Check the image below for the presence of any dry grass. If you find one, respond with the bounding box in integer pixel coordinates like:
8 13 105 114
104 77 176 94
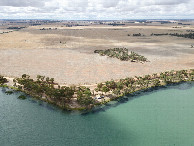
0 24 194 84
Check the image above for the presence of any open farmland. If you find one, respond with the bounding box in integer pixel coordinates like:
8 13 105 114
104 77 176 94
0 20 194 84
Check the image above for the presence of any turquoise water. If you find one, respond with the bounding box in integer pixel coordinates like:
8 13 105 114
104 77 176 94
0 82 194 146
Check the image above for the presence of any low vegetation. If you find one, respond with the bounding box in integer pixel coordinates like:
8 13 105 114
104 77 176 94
18 95 26 100
127 32 194 40
5 91 14 95
132 33 142 36
0 31 13 34
108 23 125 26
94 48 148 62
7 27 25 30
169 33 194 39
0 75 8 85
186 30 194 33
40 28 58 30
151 33 194 39
128 33 145 37
151 33 169 36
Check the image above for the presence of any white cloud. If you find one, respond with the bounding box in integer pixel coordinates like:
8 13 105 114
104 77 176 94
154 0 190 5
0 0 193 19
0 0 46 7
100 0 120 8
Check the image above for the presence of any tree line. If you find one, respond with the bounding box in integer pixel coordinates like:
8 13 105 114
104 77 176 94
12 74 95 110
151 33 194 39
0 69 194 110
95 69 194 100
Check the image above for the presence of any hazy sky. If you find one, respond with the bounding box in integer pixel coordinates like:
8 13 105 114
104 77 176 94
0 0 193 19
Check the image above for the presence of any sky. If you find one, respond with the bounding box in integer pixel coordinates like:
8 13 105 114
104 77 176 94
0 0 193 20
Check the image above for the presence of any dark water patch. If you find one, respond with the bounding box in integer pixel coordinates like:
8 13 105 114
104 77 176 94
45 103 56 111
1 87 7 93
171 82 194 90
29 99 37 103
117 97 129 103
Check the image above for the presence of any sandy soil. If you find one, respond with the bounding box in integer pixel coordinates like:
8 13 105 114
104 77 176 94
0 24 194 84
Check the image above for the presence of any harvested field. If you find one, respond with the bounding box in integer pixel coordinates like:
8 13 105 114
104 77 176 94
0 23 194 84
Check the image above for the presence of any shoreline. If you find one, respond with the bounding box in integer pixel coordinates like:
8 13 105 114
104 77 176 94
1 68 194 111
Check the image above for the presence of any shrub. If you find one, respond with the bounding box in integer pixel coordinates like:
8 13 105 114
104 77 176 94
5 91 14 95
18 95 26 100
0 76 8 85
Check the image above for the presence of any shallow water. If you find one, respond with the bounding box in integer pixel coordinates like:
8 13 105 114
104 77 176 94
0 82 194 146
